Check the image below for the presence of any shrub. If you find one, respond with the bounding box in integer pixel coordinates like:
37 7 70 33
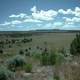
30 38 32 42
49 51 57 65
25 49 28 52
19 50 24 55
0 66 13 80
25 51 30 56
32 52 41 60
29 47 31 50
24 63 32 73
70 33 80 55
41 51 49 65
22 38 32 43
0 49 3 54
11 39 15 44
7 55 25 72
59 48 66 55
54 74 60 80
9 45 11 48
57 54 64 64
36 46 39 49
41 49 64 66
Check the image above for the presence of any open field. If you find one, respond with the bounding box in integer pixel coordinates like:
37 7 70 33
0 31 77 51
0 31 80 80
0 32 77 57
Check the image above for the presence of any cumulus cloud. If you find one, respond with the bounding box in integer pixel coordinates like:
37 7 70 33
0 6 80 30
58 7 80 17
37 22 64 30
32 10 57 21
0 22 11 26
74 7 80 17
0 20 22 26
64 17 80 25
11 20 22 24
53 22 63 26
24 19 42 23
9 13 27 18
30 6 37 13
31 6 58 21
58 9 73 14
0 18 42 27
61 24 79 30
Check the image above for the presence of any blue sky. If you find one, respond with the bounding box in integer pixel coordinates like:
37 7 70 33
0 0 80 31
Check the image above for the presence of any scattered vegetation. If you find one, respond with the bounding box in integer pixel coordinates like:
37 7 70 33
40 49 64 66
49 51 57 65
0 66 13 80
41 50 49 65
0 49 3 54
24 63 32 73
22 38 32 43
53 74 60 80
19 50 24 55
25 51 30 56
7 55 25 72
0 32 80 80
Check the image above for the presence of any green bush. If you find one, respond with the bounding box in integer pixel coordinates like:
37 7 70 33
70 33 80 55
41 50 64 66
49 51 57 65
0 49 3 54
25 52 30 56
32 52 41 60
7 55 25 72
0 66 13 80
41 51 49 65
24 63 32 73
25 49 28 52
52 50 65 65
54 74 60 80
19 50 24 55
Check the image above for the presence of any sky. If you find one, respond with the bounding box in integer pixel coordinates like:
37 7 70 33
0 0 80 31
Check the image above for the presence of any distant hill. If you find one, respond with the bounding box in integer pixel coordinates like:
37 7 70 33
34 29 80 33
0 29 80 34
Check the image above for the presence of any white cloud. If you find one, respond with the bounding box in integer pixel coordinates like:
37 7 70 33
37 22 63 30
36 23 42 27
9 6 58 21
0 20 22 26
58 9 73 14
51 22 64 29
58 7 80 17
64 17 80 25
53 22 63 26
32 10 57 21
11 20 22 24
74 7 80 17
0 18 42 27
72 17 80 22
23 19 42 23
44 23 52 28
30 6 37 13
31 6 58 21
0 22 11 26
1 6 80 30
9 13 27 18
35 23 53 30
61 24 79 30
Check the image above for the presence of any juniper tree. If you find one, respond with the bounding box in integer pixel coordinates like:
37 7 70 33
70 33 80 55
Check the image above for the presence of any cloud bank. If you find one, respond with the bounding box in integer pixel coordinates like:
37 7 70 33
0 6 80 31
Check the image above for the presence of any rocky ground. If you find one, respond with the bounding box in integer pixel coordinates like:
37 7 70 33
13 56 80 80
14 66 54 80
